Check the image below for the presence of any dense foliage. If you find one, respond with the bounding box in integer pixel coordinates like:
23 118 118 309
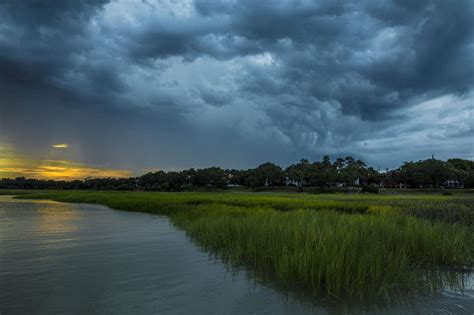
1 156 473 191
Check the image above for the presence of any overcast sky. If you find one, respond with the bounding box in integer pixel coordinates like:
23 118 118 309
0 0 473 178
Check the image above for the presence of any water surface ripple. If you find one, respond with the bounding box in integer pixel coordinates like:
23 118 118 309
0 196 472 314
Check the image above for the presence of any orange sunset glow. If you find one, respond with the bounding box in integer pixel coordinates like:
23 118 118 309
0 144 131 180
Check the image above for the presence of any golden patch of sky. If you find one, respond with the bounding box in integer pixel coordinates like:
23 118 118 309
0 143 131 180
52 144 69 149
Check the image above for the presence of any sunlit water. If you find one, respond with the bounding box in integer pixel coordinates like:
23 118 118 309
0 196 472 314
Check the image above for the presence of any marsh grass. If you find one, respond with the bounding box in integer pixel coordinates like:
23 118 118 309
399 202 474 226
173 205 472 299
13 190 474 301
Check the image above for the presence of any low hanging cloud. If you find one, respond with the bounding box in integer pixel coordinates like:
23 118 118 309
0 0 473 177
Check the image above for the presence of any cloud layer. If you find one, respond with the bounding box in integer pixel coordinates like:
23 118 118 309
1 0 473 175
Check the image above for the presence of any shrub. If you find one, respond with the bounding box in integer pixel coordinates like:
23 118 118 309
361 185 379 194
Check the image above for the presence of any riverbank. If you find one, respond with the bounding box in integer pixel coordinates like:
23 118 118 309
10 190 474 301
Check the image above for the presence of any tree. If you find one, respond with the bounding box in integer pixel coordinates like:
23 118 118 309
254 162 284 186
310 156 335 191
193 167 227 188
1 155 470 191
464 170 474 188
335 156 367 188
400 159 460 188
286 159 313 187
447 159 474 172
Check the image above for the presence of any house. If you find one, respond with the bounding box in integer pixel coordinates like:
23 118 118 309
443 180 463 189
285 177 305 187
354 177 360 186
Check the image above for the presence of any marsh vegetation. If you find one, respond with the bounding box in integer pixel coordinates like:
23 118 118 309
13 190 474 302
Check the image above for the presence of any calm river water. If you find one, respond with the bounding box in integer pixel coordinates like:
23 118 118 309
0 196 472 314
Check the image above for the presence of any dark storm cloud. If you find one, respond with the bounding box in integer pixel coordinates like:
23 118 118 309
0 0 473 173
0 0 107 33
0 0 116 101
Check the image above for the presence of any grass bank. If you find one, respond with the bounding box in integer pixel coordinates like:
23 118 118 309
11 190 474 301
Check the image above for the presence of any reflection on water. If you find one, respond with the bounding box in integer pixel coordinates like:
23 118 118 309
0 196 472 314
36 203 81 234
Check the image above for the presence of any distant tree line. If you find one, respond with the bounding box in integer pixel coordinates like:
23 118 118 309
1 156 473 191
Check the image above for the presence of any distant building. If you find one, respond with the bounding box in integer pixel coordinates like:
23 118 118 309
443 180 463 189
226 183 241 188
285 177 305 187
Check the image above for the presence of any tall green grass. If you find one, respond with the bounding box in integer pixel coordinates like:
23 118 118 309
173 205 471 299
12 190 474 300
